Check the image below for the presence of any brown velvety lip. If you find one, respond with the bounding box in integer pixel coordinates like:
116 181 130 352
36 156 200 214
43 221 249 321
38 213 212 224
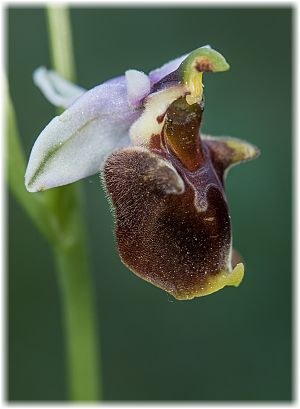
103 96 258 300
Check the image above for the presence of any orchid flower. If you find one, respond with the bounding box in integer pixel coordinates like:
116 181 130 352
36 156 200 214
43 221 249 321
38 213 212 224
25 46 259 300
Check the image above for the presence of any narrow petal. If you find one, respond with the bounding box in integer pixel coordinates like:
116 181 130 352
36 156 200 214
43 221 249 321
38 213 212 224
203 135 260 181
125 69 151 106
33 67 86 108
25 78 140 192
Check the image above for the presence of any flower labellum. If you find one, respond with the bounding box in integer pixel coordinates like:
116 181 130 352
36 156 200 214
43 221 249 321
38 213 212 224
25 46 259 300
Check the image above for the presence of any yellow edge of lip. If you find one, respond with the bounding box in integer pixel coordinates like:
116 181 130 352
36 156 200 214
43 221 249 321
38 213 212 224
172 263 245 300
202 262 245 296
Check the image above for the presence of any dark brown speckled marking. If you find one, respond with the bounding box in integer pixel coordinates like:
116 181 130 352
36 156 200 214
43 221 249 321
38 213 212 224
195 59 213 72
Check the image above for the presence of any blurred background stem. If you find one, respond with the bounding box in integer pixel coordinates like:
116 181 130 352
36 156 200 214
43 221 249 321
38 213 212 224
45 6 101 401
6 5 101 401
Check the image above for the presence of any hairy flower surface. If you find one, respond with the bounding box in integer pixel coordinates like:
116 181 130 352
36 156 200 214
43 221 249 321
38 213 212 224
25 46 259 300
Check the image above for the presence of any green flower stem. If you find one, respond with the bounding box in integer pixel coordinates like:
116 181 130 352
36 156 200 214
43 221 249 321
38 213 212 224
46 6 75 82
45 5 101 401
53 198 100 401
54 245 99 400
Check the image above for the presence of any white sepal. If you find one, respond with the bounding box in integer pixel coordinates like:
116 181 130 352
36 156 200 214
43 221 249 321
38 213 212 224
33 67 86 108
25 79 139 192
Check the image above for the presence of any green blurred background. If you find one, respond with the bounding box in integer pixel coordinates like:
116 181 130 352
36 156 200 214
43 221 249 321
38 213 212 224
8 6 292 401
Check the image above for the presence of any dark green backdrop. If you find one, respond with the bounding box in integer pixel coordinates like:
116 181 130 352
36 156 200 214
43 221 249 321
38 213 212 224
8 7 292 401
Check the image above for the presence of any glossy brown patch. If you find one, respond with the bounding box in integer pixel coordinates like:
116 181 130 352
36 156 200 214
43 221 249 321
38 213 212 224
163 97 205 171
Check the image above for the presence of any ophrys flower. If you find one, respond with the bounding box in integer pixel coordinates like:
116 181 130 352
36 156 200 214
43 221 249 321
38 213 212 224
25 46 259 300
